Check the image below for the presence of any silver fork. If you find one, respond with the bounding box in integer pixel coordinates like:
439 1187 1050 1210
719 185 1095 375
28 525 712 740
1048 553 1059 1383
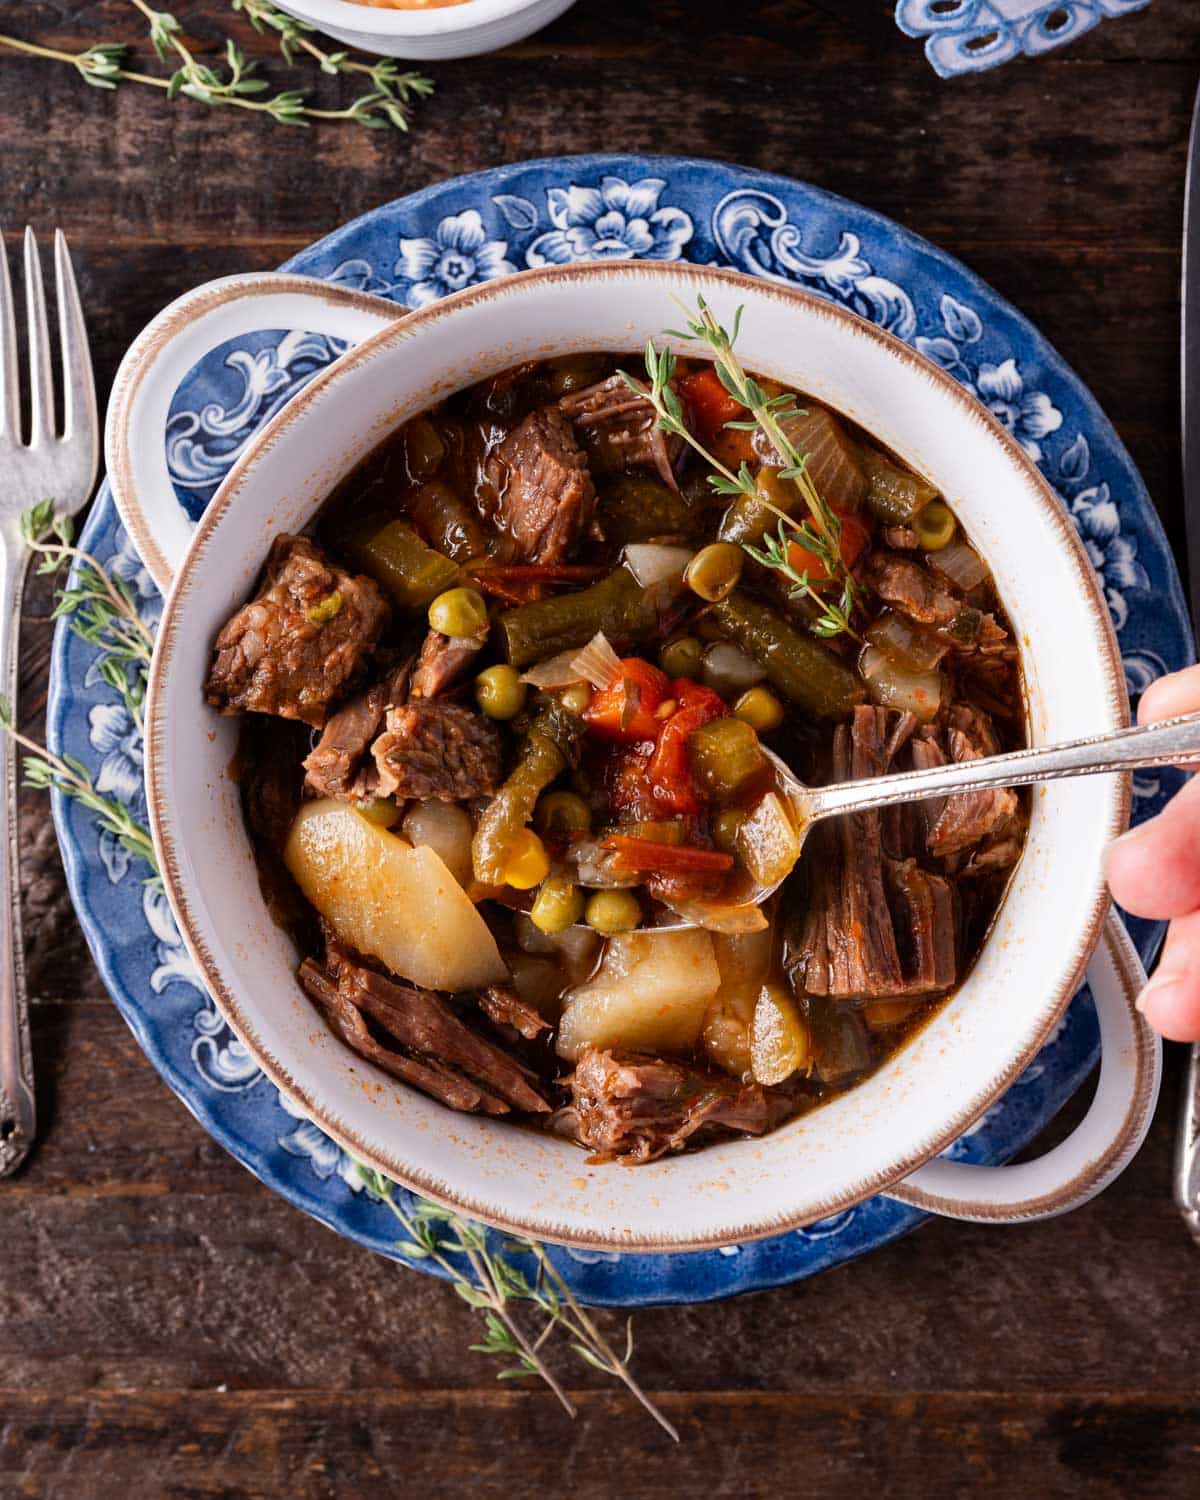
0 229 98 1175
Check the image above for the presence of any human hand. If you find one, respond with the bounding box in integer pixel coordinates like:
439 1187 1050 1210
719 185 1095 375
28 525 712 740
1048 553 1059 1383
1106 663 1200 1040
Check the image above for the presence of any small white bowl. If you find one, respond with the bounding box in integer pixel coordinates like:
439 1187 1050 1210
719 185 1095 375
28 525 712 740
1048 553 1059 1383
146 262 1156 1250
273 0 579 59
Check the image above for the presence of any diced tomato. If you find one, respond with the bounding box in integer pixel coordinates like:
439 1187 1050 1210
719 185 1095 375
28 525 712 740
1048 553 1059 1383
602 836 734 877
786 511 870 583
680 366 743 443
645 680 728 815
583 658 672 743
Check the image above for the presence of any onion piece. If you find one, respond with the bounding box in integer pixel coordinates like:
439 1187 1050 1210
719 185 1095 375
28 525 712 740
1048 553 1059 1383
700 641 767 698
658 892 769 935
864 609 949 673
569 631 623 691
928 536 988 592
623 543 694 591
859 644 944 722
520 649 587 690
736 792 802 890
570 838 642 889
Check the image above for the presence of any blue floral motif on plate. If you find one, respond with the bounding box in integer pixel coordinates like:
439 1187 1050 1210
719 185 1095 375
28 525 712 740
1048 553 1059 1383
49 156 1191 1308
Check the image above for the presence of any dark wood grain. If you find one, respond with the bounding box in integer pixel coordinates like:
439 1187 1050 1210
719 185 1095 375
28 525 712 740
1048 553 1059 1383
2 2 1199 1495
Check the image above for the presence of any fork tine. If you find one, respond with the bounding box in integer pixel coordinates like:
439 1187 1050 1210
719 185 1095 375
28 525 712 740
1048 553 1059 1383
54 230 96 453
23 226 55 445
0 233 18 443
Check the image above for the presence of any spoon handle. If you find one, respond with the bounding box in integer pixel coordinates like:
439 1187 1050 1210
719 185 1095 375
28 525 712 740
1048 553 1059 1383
803 710 1200 824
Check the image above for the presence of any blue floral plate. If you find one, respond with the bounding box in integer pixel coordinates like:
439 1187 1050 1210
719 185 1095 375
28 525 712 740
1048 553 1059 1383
48 155 1192 1307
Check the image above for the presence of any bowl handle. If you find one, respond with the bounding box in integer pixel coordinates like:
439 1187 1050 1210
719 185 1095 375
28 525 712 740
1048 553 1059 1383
104 271 403 595
884 910 1161 1222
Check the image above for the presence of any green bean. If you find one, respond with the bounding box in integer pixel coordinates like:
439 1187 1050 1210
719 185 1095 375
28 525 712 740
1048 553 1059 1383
498 566 657 668
471 704 584 886
687 717 765 801
535 790 592 838
709 593 865 720
345 519 459 609
599 474 694 545
718 466 800 548
858 446 940 526
411 480 488 563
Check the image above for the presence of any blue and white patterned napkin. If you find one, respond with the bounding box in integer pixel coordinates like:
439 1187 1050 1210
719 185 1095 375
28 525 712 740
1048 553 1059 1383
895 0 1152 77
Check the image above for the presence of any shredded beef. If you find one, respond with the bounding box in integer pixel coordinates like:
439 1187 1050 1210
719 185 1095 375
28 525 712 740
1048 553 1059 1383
793 706 959 1000
559 374 683 490
487 405 596 563
315 944 551 1114
303 662 410 802
864 551 963 628
568 1048 789 1164
207 535 388 727
477 984 550 1041
372 702 502 801
410 626 488 700
298 958 510 1116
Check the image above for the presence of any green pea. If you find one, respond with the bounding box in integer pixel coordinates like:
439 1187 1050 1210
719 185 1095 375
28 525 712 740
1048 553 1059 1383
584 889 642 936
733 685 785 733
711 807 745 853
355 797 401 828
530 875 586 935
914 500 956 552
659 635 703 679
559 682 592 715
475 664 527 720
428 586 488 640
534 791 592 839
685 542 744 603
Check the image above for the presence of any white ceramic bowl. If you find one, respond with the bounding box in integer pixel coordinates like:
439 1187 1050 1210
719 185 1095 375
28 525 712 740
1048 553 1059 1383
146 262 1144 1251
273 0 578 59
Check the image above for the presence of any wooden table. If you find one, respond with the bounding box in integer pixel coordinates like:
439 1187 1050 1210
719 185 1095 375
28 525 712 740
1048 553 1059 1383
3 3 1199 1495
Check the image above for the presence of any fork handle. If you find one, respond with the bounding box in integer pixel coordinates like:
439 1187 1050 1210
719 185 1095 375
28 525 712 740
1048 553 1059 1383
0 532 32 1174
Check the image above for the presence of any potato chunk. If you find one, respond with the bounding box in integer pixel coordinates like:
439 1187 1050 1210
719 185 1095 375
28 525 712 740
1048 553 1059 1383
556 929 720 1062
284 799 507 992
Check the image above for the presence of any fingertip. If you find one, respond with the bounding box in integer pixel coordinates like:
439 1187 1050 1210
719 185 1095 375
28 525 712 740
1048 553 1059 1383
1137 976 1200 1043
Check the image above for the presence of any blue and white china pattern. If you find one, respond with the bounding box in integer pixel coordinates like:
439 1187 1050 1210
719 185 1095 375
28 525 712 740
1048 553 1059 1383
50 158 1191 1307
895 0 1152 78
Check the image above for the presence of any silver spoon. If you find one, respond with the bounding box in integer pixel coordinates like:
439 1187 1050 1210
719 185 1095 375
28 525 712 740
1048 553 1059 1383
644 709 1200 932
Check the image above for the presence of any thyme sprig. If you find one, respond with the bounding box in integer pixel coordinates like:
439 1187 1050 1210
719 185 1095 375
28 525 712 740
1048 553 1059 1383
232 0 433 116
620 296 862 640
0 2 432 131
0 501 159 882
360 1165 679 1441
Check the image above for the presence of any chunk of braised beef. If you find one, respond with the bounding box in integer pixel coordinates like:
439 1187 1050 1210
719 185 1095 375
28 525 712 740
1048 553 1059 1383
410 625 488 700
372 702 502 802
863 551 963 628
303 661 410 802
297 957 510 1116
320 943 551 1115
559 374 683 491
885 858 958 993
568 1048 789 1164
926 704 1020 861
206 534 389 728
487 404 596 563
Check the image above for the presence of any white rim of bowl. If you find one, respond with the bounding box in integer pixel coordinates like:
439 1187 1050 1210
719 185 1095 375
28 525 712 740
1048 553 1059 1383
278 0 564 37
